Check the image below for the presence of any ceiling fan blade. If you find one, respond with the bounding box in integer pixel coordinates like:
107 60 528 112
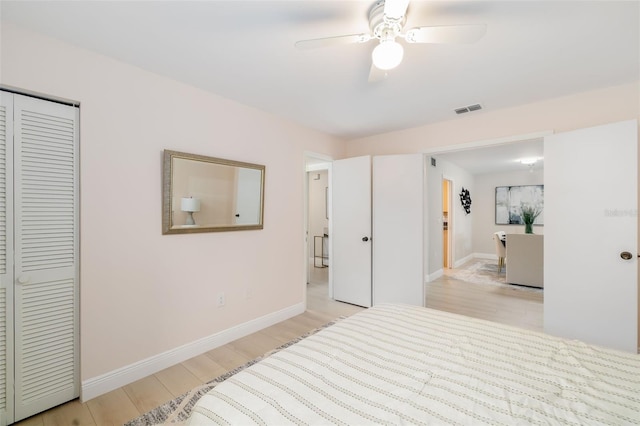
384 0 410 20
405 24 487 44
368 62 388 83
295 33 371 50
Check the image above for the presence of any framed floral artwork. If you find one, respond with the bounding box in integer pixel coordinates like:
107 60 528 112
495 185 544 225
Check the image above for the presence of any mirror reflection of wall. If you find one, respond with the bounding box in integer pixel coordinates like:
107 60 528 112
172 158 236 226
162 150 265 234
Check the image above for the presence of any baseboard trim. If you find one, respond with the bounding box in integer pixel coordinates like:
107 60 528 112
470 253 496 261
80 302 306 402
453 253 475 268
426 269 444 282
428 253 498 281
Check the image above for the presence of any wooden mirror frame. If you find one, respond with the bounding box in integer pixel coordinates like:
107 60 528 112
162 150 265 234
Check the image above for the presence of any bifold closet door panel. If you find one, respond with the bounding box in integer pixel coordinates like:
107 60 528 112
372 154 425 307
544 119 638 353
0 92 16 425
13 94 79 421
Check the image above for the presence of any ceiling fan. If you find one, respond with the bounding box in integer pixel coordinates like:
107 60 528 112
295 0 486 81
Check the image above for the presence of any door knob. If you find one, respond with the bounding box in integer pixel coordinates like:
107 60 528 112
362 236 369 242
620 251 633 260
17 275 30 284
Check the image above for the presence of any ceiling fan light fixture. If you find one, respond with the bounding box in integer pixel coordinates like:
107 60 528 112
372 39 404 70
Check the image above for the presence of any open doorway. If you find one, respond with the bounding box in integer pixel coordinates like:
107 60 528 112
307 169 329 283
442 178 453 269
304 153 332 302
425 133 547 332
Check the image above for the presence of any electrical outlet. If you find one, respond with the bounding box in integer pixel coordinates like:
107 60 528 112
244 288 252 300
217 292 225 307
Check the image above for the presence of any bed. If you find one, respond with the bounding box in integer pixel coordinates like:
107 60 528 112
187 304 640 425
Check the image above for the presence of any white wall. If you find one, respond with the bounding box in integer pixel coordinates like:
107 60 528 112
473 169 544 255
345 81 638 268
1 22 345 396
427 157 474 274
345 83 639 157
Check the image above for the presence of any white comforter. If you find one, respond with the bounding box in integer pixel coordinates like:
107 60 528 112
188 304 640 425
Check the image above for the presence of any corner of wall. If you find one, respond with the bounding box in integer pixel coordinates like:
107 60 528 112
453 253 477 268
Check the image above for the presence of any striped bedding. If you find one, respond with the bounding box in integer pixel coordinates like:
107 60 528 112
187 304 640 425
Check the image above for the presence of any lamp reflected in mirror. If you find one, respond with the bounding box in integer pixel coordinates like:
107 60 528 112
162 150 265 234
181 197 200 226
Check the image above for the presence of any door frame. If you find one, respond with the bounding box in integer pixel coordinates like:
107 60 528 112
423 131 552 157
442 176 454 269
303 152 333 305
422 130 554 253
423 130 552 272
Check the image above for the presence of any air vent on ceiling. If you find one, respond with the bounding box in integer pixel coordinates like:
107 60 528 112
455 103 483 115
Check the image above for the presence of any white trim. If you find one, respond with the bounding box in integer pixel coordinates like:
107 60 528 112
304 151 333 172
472 252 497 261
80 302 305 402
0 84 80 107
303 151 334 302
452 253 475 268
306 162 331 172
421 131 553 155
452 253 498 265
426 269 444 282
442 175 454 270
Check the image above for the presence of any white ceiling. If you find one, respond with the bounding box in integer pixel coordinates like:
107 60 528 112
1 1 638 142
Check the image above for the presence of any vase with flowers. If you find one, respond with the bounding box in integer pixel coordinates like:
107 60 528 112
520 203 542 234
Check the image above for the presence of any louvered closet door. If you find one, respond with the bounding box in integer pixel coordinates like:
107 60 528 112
0 93 15 425
13 94 79 421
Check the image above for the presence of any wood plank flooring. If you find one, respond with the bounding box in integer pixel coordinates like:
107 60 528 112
427 272 543 332
15 262 542 425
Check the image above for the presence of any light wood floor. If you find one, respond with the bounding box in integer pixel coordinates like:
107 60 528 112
16 263 542 425
427 271 543 332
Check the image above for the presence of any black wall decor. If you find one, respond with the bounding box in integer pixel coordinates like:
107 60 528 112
459 187 472 214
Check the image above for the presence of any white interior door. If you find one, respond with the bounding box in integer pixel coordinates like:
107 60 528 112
332 156 372 307
544 119 637 353
373 154 425 306
234 167 262 225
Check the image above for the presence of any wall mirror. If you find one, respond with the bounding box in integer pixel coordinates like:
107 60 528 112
162 150 265 234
